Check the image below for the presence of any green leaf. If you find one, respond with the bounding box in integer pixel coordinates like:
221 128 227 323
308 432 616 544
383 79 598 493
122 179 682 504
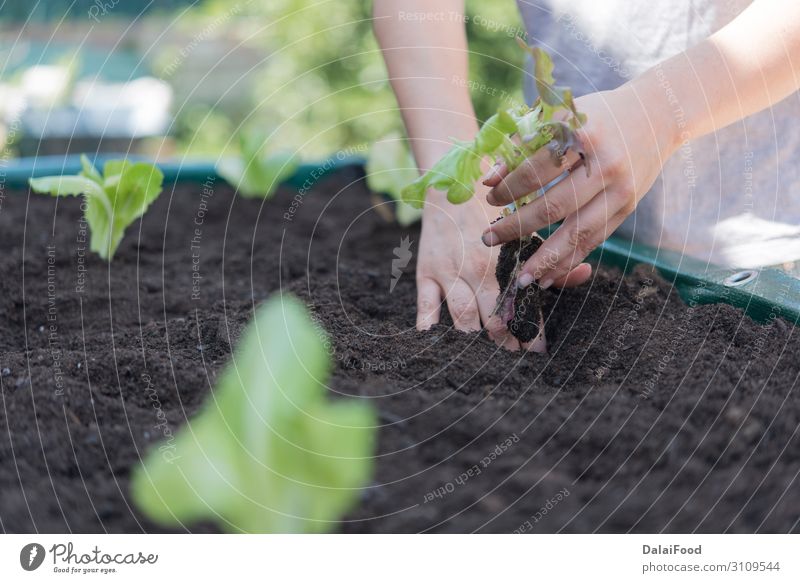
217 152 298 199
111 163 164 220
79 154 103 185
103 159 132 181
130 294 376 533
400 43 587 208
474 110 518 154
216 130 299 198
395 200 423 226
102 163 164 258
101 159 132 193
400 139 484 208
365 136 423 226
400 179 427 209
530 46 556 88
517 40 585 123
29 175 107 201
29 157 164 261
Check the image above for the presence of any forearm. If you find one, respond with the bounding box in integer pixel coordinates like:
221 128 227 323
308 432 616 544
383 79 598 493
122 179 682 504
633 0 800 149
373 0 478 170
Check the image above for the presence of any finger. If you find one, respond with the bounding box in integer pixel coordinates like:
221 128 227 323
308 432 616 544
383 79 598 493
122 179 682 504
496 328 521 351
481 167 599 246
416 278 442 331
524 334 548 353
521 311 548 353
473 285 520 351
481 162 509 187
519 191 627 289
444 279 481 332
518 265 591 354
486 147 579 206
552 262 592 288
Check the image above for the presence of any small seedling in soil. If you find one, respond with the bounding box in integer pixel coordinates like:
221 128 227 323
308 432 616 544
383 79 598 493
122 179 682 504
131 294 376 533
216 128 299 198
366 134 423 226
401 40 589 349
28 155 164 261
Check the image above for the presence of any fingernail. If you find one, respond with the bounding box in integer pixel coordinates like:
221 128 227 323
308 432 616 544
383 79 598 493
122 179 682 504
481 163 500 184
517 273 534 288
539 278 554 290
481 231 500 247
527 334 548 353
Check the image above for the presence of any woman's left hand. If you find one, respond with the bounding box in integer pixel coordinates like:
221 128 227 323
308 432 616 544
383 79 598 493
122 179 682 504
479 83 677 289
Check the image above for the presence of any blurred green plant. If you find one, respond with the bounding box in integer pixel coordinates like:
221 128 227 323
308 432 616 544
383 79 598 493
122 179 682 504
161 0 525 162
131 294 376 533
216 128 299 198
365 134 422 226
29 155 164 260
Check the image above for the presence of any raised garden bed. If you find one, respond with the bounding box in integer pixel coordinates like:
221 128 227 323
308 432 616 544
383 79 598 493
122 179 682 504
1 165 799 533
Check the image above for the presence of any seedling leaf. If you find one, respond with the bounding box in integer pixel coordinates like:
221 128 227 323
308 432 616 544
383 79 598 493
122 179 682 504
216 130 299 198
131 294 376 533
365 136 423 226
29 158 164 260
401 43 586 209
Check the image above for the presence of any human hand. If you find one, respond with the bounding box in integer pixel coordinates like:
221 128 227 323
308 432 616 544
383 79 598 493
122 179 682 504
480 84 677 289
416 185 591 351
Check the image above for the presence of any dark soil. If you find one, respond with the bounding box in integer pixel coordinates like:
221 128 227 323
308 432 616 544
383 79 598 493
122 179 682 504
1 167 799 534
496 236 543 342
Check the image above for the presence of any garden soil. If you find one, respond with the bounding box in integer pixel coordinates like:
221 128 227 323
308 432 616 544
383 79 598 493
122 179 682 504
1 167 798 533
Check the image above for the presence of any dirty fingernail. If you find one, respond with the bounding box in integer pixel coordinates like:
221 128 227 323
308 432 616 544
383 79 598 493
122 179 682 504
517 273 534 288
527 334 548 353
481 231 500 247
481 163 500 184
539 278 554 290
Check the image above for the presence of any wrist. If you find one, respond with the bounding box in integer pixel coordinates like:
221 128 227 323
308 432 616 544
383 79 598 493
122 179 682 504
418 149 496 221
422 183 499 227
411 118 481 173
626 66 688 157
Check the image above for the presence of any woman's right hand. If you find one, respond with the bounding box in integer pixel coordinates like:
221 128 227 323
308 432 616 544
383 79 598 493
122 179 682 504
372 0 591 351
415 183 592 351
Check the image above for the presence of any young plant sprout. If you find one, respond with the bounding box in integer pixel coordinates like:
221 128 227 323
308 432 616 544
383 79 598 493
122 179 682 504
401 40 589 349
216 129 299 198
131 294 376 533
366 134 423 226
29 155 164 261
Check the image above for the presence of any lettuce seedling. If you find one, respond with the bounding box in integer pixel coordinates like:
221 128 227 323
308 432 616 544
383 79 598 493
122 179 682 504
400 41 589 350
131 294 376 533
366 135 423 226
402 40 586 209
216 129 299 198
29 155 164 261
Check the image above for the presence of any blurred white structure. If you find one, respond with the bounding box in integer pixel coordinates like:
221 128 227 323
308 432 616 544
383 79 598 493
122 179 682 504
70 77 172 138
0 64 172 154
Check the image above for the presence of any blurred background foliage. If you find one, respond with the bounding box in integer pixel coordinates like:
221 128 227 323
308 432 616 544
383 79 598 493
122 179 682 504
165 0 526 159
1 0 526 161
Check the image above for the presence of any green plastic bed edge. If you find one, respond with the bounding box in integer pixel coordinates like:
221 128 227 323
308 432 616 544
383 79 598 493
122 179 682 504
590 236 800 325
0 153 360 190
5 154 799 325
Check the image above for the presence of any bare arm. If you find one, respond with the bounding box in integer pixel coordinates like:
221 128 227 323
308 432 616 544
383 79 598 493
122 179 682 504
641 0 800 148
482 0 800 289
375 1 524 347
373 1 589 350
373 0 477 172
